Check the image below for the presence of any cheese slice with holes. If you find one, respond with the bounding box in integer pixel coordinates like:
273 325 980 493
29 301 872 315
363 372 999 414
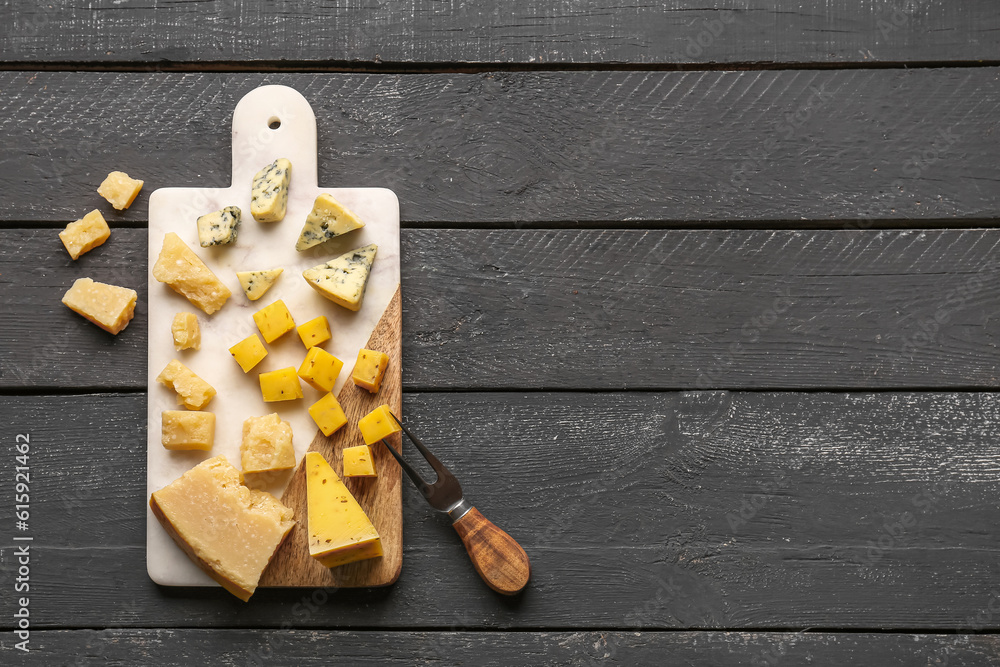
302 244 377 311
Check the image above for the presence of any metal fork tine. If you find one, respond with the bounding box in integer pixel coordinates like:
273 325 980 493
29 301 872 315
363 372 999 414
379 437 434 493
388 410 455 484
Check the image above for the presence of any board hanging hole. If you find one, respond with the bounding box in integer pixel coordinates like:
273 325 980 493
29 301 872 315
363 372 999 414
268 116 281 130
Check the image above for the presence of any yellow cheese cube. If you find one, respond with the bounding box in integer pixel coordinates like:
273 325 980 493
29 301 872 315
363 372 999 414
152 232 231 315
149 456 295 601
296 316 331 349
97 170 144 210
352 348 389 393
298 347 344 393
161 410 215 451
307 393 348 437
156 359 216 410
229 334 268 373
358 404 401 445
305 452 382 568
61 277 137 335
240 414 295 473
342 445 377 478
253 299 295 343
259 367 303 402
59 210 110 260
171 312 201 351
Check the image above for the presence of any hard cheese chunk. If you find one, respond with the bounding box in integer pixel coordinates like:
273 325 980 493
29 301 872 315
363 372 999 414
305 452 383 568
307 393 348 436
342 445 377 478
241 414 295 473
237 268 283 301
156 359 216 410
61 277 137 334
197 206 241 247
229 334 268 373
297 316 331 349
302 243 377 312
259 367 303 402
59 209 110 260
152 232 232 315
161 410 215 451
358 404 401 445
295 193 366 251
298 347 344 393
352 348 389 393
250 158 292 223
171 312 201 351
149 456 295 601
253 299 295 343
97 171 143 210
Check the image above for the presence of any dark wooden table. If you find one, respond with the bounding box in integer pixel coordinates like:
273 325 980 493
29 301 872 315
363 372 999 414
2 2 1000 664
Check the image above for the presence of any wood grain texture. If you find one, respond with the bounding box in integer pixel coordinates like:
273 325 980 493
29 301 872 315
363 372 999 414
6 227 1000 391
452 507 531 595
3 630 999 665
260 286 403 588
2 70 998 225
3 1 997 66
6 391 1000 630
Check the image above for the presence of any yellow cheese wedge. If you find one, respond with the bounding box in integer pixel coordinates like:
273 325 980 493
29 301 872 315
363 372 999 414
296 315 331 349
149 456 295 601
237 268 283 301
229 334 268 373
358 404 401 445
305 452 383 568
352 348 389 393
253 299 295 343
59 209 110 260
171 312 201 351
302 243 377 311
241 414 295 473
156 359 216 410
61 277 137 335
259 367 303 402
152 232 231 315
342 445 377 478
307 393 348 437
97 170 143 210
161 410 215 451
298 347 344 393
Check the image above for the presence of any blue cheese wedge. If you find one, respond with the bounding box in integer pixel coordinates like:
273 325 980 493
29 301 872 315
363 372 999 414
250 158 292 223
237 269 283 301
302 244 377 311
197 206 241 247
295 194 366 251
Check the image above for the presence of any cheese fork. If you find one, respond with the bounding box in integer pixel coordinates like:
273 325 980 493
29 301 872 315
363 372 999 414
379 411 530 595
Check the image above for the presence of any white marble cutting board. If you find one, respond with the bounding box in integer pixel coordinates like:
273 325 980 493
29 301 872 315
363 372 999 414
146 85 400 588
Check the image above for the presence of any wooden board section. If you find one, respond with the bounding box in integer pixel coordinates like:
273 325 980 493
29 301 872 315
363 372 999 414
260 287 403 588
6 391 1000 629
7 227 1000 392
2 1 997 66
4 630 1000 665
2 70 998 225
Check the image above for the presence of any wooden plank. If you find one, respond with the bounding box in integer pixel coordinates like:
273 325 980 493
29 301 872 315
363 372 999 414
3 1 997 66
3 630 999 665
5 391 1000 629
6 227 1000 391
1 70 997 225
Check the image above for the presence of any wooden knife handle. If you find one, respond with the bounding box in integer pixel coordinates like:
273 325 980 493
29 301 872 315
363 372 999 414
452 507 530 595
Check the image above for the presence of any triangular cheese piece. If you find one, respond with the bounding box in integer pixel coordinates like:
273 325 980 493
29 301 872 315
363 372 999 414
295 194 366 251
237 268 283 301
302 244 377 311
305 452 383 568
